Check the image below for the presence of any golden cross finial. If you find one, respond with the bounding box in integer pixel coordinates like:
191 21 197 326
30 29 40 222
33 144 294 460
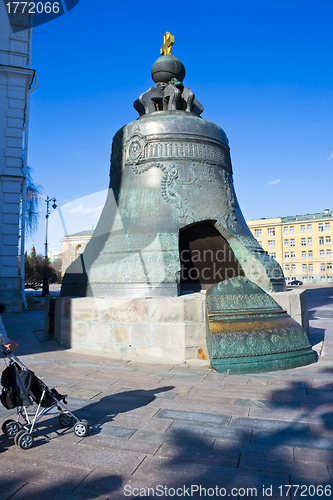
160 32 174 56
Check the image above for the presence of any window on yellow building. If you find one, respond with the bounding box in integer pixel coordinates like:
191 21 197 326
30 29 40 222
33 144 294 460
320 263 325 272
283 227 288 235
327 263 332 271
308 264 313 272
302 251 306 259
327 249 332 258
307 237 312 246
269 252 276 258
291 252 295 260
308 251 313 258
285 252 289 260
319 223 324 232
291 264 296 272
290 226 294 234
319 237 324 245
268 240 275 248
254 229 262 237
326 236 331 244
300 225 305 234
307 225 312 233
267 228 275 236
302 264 307 272
301 238 306 246
285 265 290 272
328 276 333 283
320 250 325 258
325 222 330 231
290 239 295 247
284 239 289 247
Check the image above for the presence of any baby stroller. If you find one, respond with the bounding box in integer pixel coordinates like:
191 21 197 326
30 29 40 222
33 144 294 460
1 346 90 449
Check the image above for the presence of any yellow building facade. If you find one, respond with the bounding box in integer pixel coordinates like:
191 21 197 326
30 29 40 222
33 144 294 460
247 210 333 284
61 231 93 276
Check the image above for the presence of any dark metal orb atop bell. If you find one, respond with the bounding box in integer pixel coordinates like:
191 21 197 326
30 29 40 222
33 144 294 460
151 55 185 83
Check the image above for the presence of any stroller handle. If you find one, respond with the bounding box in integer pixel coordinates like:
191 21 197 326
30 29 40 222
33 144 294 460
1 345 29 371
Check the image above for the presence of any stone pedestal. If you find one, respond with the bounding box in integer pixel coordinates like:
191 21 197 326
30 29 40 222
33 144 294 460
48 289 309 367
52 293 209 366
269 289 309 333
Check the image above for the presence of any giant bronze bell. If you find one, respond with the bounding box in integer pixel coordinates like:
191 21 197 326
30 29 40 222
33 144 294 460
61 35 285 298
61 34 317 372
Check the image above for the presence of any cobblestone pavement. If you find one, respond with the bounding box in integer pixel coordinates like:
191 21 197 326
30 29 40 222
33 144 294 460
0 288 333 500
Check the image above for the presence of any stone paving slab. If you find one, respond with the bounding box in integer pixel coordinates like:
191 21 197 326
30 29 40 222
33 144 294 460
115 386 177 399
235 397 299 410
156 442 240 467
142 397 251 417
229 416 311 435
294 447 333 464
100 414 172 433
173 392 237 406
0 456 92 491
309 423 333 437
251 432 333 450
167 421 253 442
81 434 161 455
0 481 29 500
3 482 105 500
154 408 231 426
92 424 137 439
129 428 216 448
212 439 295 460
10 438 145 475
238 454 331 480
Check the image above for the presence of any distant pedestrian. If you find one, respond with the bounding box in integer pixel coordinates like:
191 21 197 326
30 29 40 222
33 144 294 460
0 316 18 350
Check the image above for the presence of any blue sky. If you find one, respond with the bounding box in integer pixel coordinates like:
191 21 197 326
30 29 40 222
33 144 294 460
26 0 333 254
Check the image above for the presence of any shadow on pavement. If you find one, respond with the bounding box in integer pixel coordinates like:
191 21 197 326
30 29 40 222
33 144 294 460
0 377 332 499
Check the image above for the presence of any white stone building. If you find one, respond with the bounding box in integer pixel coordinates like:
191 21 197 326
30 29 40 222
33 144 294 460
0 5 36 311
61 231 93 276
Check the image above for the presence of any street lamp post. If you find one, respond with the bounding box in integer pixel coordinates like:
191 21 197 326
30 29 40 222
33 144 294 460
42 196 57 297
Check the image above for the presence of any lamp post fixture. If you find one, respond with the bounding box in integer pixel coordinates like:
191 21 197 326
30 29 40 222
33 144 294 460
42 196 57 297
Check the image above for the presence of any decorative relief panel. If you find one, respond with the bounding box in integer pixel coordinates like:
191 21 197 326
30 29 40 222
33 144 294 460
142 140 231 169
211 326 311 359
207 294 279 313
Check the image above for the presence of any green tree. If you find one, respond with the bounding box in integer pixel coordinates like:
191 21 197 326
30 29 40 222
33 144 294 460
24 166 42 236
24 248 60 290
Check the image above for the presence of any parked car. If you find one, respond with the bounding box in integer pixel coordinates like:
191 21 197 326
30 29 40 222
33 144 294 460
288 280 303 285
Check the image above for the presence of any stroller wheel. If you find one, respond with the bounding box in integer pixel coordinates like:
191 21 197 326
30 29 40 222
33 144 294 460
17 432 34 450
79 419 90 429
14 429 26 446
2 420 19 438
59 412 73 427
73 420 89 438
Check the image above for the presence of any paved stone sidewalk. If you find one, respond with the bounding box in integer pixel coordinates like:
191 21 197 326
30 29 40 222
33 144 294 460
0 304 332 500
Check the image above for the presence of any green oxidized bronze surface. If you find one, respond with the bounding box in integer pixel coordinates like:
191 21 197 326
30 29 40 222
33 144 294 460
61 53 285 298
206 276 317 373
